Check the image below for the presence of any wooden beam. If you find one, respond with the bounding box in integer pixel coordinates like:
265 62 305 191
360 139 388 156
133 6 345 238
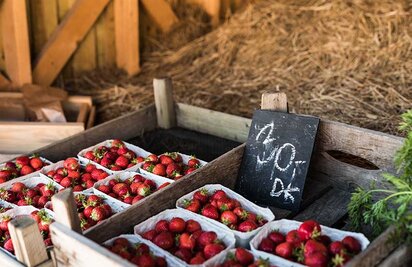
140 0 179 33
1 0 32 86
32 0 110 86
96 1 115 68
114 0 140 76
153 77 176 129
52 188 82 233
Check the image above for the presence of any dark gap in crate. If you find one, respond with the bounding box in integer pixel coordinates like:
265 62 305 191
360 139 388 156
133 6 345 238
331 214 350 229
127 127 241 162
326 150 379 170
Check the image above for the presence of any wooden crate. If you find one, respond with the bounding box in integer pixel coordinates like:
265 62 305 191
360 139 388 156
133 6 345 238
2 79 409 266
0 92 95 154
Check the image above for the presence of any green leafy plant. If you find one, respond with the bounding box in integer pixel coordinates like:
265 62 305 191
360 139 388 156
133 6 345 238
348 110 412 244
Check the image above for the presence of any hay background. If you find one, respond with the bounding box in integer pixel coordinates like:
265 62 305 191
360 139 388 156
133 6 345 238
65 0 412 136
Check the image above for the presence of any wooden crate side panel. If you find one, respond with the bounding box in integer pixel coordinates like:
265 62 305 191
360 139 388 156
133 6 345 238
33 104 157 161
377 244 412 267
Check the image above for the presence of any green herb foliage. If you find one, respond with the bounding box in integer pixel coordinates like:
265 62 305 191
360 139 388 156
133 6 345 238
348 110 412 244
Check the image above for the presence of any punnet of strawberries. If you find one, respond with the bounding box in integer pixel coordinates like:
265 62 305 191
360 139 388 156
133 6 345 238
0 209 53 255
104 237 168 266
257 220 363 267
44 157 109 191
0 181 60 208
139 216 228 264
181 188 268 232
217 248 277 267
141 152 202 180
95 173 170 205
82 139 145 171
73 193 114 231
0 155 49 183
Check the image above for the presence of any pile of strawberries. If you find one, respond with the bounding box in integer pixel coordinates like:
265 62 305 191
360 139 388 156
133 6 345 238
141 153 201 180
0 210 53 254
45 158 109 191
0 155 48 183
257 220 362 267
140 217 227 264
0 181 59 208
104 237 167 266
217 248 275 267
82 139 144 171
181 189 267 232
74 194 113 231
95 174 170 205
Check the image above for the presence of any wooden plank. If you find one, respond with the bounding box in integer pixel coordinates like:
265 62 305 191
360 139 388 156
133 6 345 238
293 188 351 226
71 27 97 75
9 217 50 267
75 103 89 124
52 189 82 233
67 95 93 107
261 92 288 112
176 103 251 143
33 104 157 162
1 0 32 86
50 222 134 267
378 244 412 267
95 1 115 68
114 0 140 76
85 144 245 243
29 0 59 55
32 0 110 86
153 77 176 129
0 122 84 154
86 106 96 129
0 4 5 72
140 0 179 33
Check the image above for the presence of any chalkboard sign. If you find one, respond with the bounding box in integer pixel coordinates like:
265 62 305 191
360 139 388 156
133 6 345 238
235 110 319 211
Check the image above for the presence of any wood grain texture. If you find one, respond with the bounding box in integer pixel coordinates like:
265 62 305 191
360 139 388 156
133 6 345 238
52 189 82 233
84 144 245 243
154 77 176 129
33 104 157 162
378 244 412 267
9 217 49 267
86 106 96 129
114 0 140 76
1 0 32 85
32 0 110 85
51 222 134 267
261 92 288 112
96 1 115 68
140 0 179 33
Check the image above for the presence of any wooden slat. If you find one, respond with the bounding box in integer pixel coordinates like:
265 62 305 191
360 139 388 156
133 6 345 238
86 106 96 129
75 103 89 124
85 144 245 243
154 77 176 129
51 223 134 267
114 0 140 76
0 122 84 154
32 0 110 86
1 0 32 86
71 27 97 75
140 0 179 33
261 92 288 112
378 244 412 267
33 104 157 162
52 189 82 233
96 1 115 68
56 0 75 80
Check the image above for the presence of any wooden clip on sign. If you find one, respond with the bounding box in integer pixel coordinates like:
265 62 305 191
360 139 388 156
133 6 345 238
236 93 319 211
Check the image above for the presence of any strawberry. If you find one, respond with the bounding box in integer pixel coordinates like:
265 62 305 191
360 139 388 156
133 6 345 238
304 251 328 267
137 184 151 197
329 241 346 255
169 152 182 163
259 237 275 253
60 177 73 188
38 196 49 208
342 236 361 253
73 185 84 192
190 254 206 264
268 231 285 245
235 247 254 265
83 206 94 218
198 231 217 247
153 231 174 250
221 210 238 225
155 220 169 233
90 206 106 221
188 158 200 168
184 199 201 213
169 217 186 233
331 252 351 267
179 233 196 250
115 156 129 169
211 190 227 201
31 211 41 223
203 243 224 259
201 204 219 220
111 139 125 148
0 170 11 182
159 155 174 165
11 182 26 193
112 183 128 194
132 195 144 204
29 157 44 169
157 182 170 190
238 220 257 232
137 254 156 266
135 243 150 255
142 229 157 241
146 154 158 163
166 163 180 177
317 235 332 247
186 219 201 233
64 158 80 171
298 220 321 241
286 229 303 246
20 165 34 176
185 168 197 175
275 242 293 258
152 164 166 176
174 248 193 263
304 240 328 258
15 156 30 167
143 179 156 190
97 184 111 194
0 216 11 231
84 151 95 160
3 239 13 252
193 189 209 204
40 183 56 197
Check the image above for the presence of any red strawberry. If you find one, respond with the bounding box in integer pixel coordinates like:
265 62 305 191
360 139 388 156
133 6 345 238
201 204 219 220
268 231 285 245
298 220 321 241
152 164 166 176
318 235 332 247
286 229 303 246
16 156 30 167
259 237 275 253
111 139 125 148
31 211 41 223
153 231 174 250
0 170 11 182
166 163 180 177
329 241 346 255
185 168 197 175
11 182 26 193
146 154 158 163
155 220 169 233
221 210 238 225
275 242 294 258
157 182 170 191
342 236 361 253
84 151 95 160
331 252 352 267
142 229 157 241
211 190 227 201
135 243 150 255
304 251 328 267
112 183 128 194
38 196 49 208
0 216 11 231
3 239 13 252
198 231 217 247
132 195 144 204
64 158 80 171
190 254 206 264
169 217 186 233
30 157 44 169
179 232 196 250
113 237 129 247
90 206 106 221
186 219 201 233
60 177 73 188
143 179 156 190
184 199 201 213
193 189 209 204
238 220 257 232
188 158 200 168
174 248 193 263
115 156 129 169
204 243 224 259
137 254 156 267
97 184 111 194
85 164 96 173
169 152 182 163
304 240 328 258
20 165 34 175
73 185 84 191
137 184 151 197
235 248 254 265
159 155 174 165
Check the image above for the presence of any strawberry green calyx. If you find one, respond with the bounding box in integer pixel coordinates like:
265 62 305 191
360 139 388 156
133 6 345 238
293 244 305 263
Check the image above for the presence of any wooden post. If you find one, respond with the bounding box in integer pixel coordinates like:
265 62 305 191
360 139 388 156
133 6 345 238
140 0 179 33
51 188 82 233
261 92 288 112
8 217 52 267
1 0 32 86
153 77 176 129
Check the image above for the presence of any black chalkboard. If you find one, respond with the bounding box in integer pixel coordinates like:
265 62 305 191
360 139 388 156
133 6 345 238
235 110 319 211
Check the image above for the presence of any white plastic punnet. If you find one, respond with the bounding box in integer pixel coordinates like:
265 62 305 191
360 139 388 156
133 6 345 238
0 157 52 184
176 184 275 247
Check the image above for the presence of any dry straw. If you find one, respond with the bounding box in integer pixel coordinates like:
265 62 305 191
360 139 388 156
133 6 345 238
67 0 412 136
